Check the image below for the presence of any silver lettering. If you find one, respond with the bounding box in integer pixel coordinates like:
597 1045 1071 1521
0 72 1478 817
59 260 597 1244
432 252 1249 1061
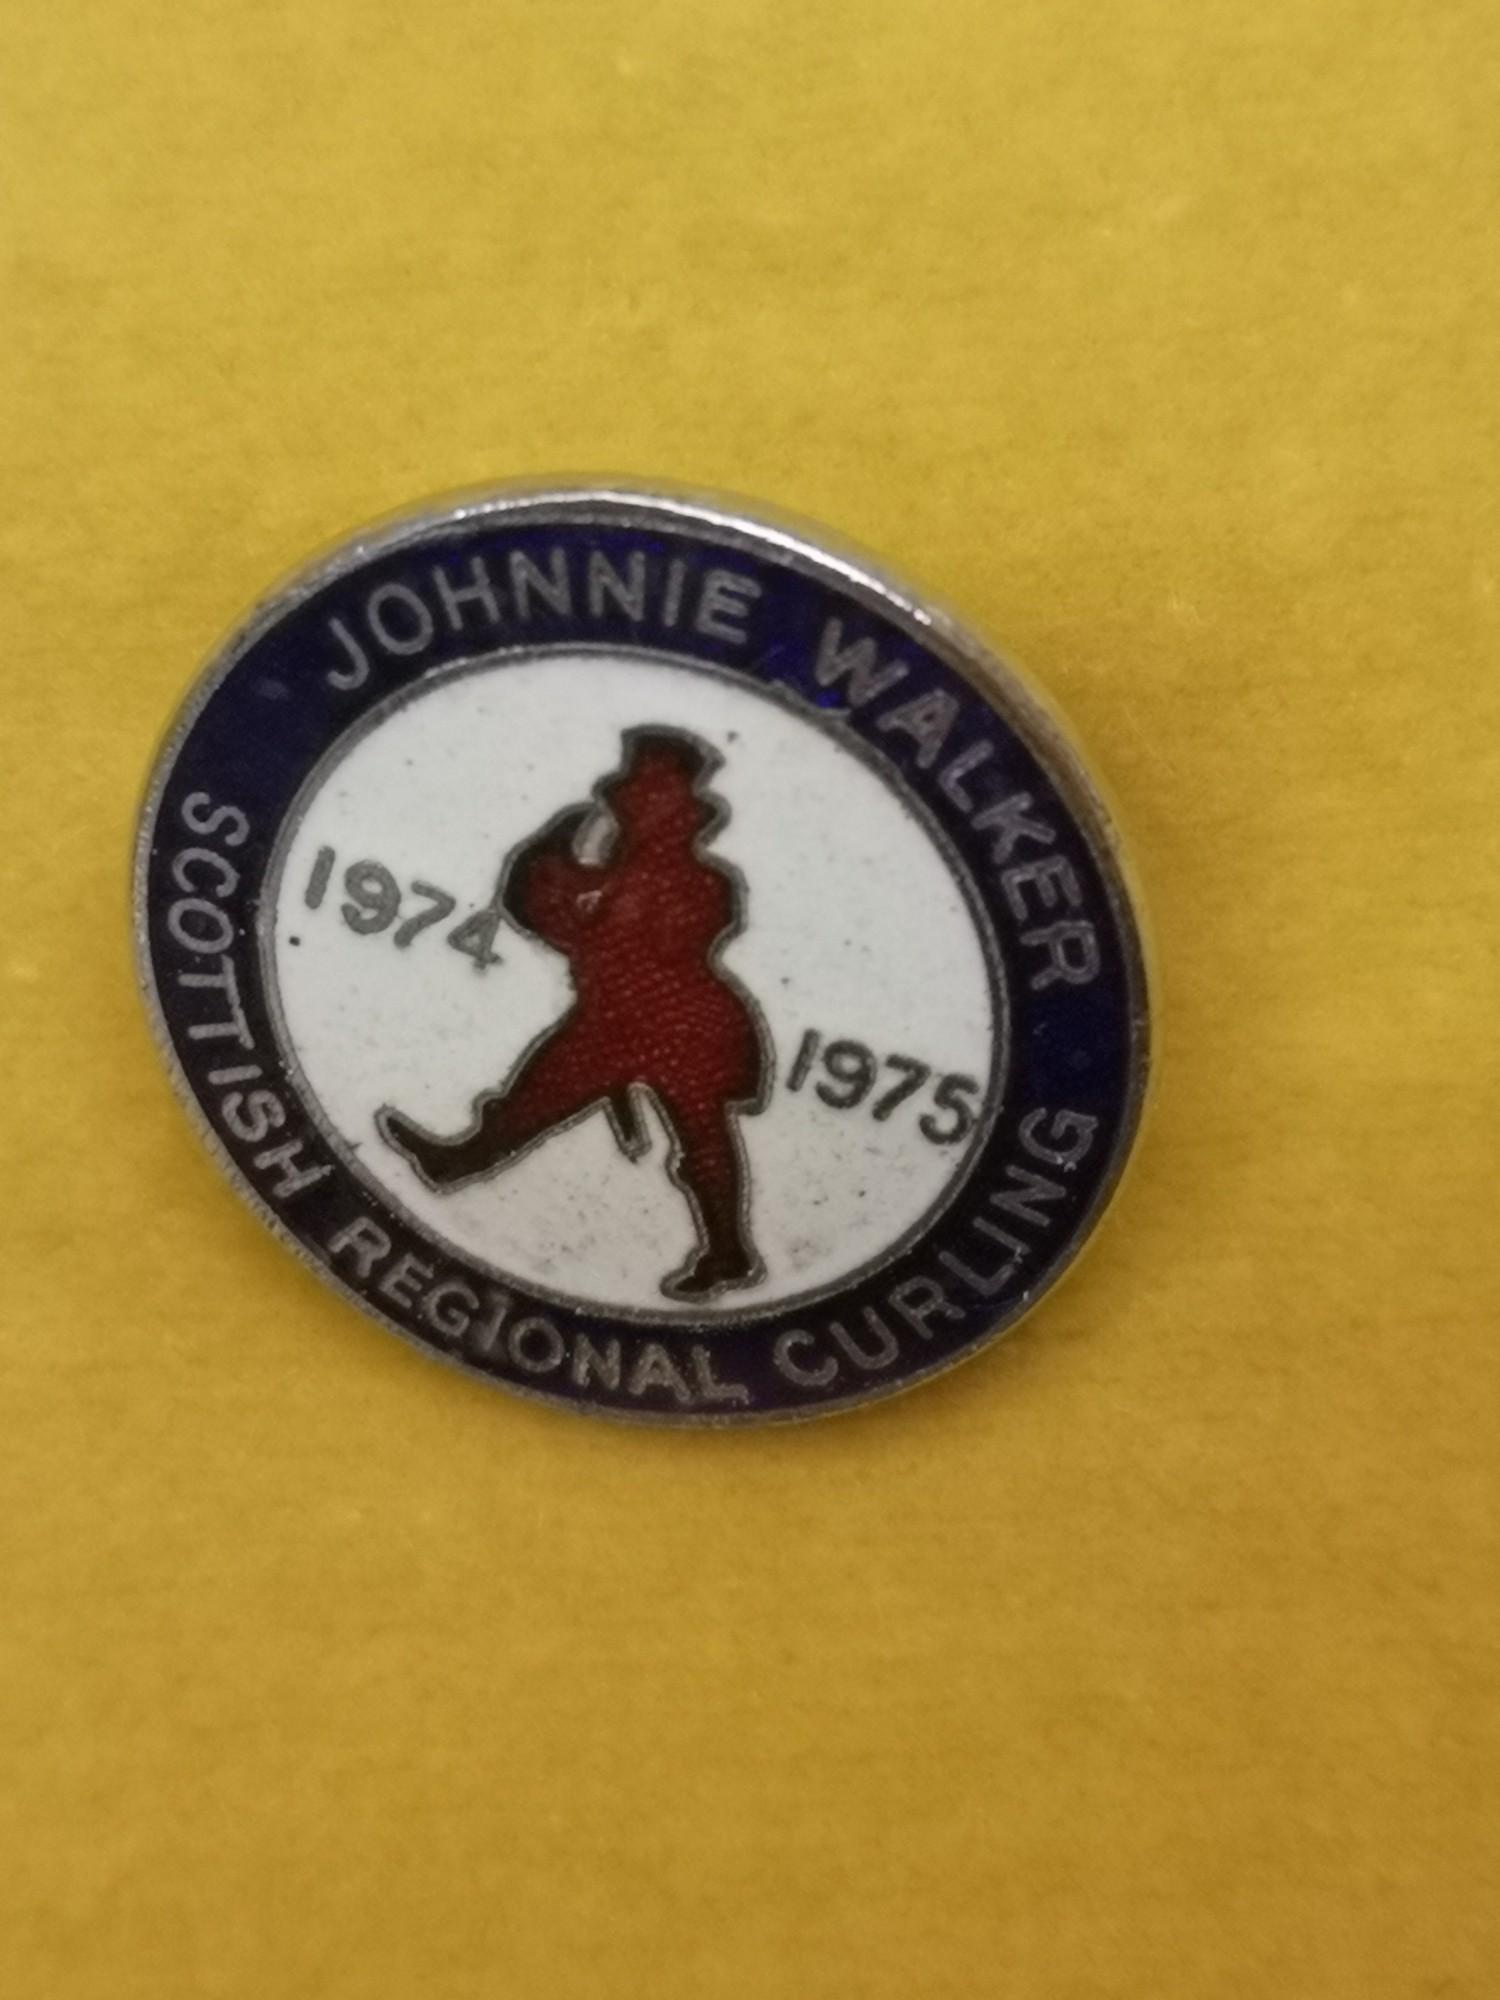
178 957 253 1048
813 618 908 704
971 791 1053 864
627 1342 693 1403
253 1137 331 1200
327 1216 391 1278
1022 920 1100 990
587 549 647 620
379 1252 435 1311
690 1344 751 1406
875 689 960 769
170 846 237 899
695 568 761 644
828 1310 900 1372
937 741 995 811
509 547 571 619
431 557 502 633
508 1316 566 1374
1001 854 1083 922
989 1166 1068 1227
366 583 434 657
661 557 687 628
1019 1108 1099 1170
326 616 371 690
939 1217 1028 1298
571 1334 623 1391
465 1290 512 1361
180 793 249 847
889 1276 963 1342
220 1089 286 1146
423 1279 479 1344
167 897 235 955
773 1329 837 1389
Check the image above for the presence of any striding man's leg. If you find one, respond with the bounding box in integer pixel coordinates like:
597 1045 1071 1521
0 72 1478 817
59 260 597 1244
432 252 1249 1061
657 1095 762 1300
377 1023 604 1190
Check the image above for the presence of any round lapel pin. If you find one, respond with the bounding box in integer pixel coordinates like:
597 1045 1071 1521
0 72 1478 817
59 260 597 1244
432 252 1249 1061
135 484 1148 1422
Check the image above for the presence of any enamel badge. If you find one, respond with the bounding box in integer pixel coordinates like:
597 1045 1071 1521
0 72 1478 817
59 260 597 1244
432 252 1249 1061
135 485 1148 1422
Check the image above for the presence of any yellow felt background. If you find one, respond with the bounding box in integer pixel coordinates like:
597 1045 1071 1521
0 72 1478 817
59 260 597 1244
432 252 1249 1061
2 3 1497 1995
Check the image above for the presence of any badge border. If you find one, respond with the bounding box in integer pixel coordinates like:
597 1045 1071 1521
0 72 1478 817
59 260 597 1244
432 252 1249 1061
132 480 1152 1425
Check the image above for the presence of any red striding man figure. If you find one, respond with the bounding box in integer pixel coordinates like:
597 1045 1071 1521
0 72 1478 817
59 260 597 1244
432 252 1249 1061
377 728 771 1301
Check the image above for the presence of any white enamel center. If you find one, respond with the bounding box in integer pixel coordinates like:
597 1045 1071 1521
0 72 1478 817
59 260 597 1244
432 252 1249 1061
264 649 1001 1318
